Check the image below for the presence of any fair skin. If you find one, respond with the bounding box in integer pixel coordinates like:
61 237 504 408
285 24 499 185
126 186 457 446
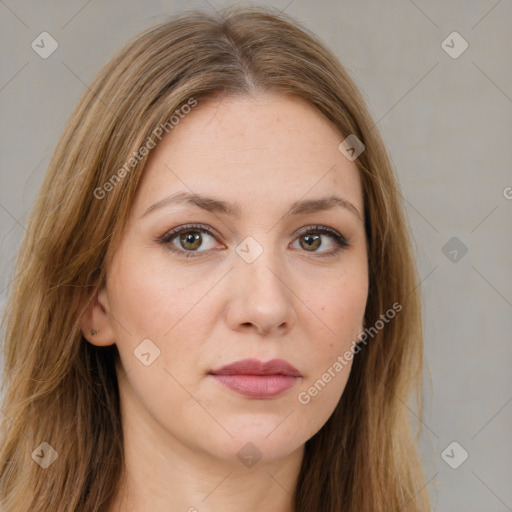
82 92 368 512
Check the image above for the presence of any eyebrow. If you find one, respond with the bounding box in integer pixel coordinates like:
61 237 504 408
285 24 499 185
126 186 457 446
141 191 363 222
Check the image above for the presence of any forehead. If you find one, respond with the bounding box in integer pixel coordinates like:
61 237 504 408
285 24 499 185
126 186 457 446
133 93 364 218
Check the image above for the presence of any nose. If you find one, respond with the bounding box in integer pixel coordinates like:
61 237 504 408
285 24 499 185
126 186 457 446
225 248 297 337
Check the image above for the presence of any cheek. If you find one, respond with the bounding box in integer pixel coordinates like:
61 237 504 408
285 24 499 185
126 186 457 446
294 269 367 416
326 286 367 341
104 254 227 401
296 361 353 429
107 250 220 343
311 268 368 346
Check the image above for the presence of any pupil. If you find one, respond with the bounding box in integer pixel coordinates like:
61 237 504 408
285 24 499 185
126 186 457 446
303 234 320 250
181 231 201 249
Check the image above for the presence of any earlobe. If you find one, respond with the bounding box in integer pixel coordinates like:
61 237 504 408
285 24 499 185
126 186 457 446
80 289 116 347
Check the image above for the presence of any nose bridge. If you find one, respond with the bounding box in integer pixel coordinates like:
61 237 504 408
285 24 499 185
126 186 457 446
228 233 296 334
236 234 287 298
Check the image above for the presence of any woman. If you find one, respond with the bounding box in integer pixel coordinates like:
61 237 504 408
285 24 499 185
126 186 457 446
0 6 430 511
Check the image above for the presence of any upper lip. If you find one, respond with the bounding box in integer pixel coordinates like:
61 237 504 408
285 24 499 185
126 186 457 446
209 358 302 377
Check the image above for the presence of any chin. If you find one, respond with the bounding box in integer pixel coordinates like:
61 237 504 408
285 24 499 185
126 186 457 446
198 418 307 465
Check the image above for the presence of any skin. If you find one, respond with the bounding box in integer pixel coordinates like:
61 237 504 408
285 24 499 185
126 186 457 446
82 92 369 512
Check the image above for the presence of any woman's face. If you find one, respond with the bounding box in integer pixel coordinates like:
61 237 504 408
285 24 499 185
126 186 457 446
95 92 368 465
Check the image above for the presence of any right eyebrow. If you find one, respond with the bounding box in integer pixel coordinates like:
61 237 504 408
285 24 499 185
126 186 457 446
141 191 363 223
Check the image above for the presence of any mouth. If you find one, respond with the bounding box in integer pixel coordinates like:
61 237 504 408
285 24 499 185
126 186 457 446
208 358 302 399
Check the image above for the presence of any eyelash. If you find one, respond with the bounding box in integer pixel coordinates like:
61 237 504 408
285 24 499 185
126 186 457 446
156 223 350 259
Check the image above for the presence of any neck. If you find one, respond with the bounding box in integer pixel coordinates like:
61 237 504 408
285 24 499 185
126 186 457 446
109 373 304 512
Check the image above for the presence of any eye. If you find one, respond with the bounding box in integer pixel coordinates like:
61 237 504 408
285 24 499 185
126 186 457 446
157 223 349 259
157 224 222 258
291 225 349 257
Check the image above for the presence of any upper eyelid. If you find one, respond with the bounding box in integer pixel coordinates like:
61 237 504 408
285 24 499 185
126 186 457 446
162 223 343 237
161 223 347 247
161 223 221 243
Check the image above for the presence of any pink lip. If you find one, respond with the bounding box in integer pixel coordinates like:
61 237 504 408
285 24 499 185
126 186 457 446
209 358 302 399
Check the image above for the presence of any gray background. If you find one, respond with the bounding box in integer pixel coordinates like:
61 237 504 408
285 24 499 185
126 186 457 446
1 1 511 510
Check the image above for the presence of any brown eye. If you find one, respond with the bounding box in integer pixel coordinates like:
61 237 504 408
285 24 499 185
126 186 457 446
291 226 349 257
158 224 221 258
299 233 321 251
178 231 203 251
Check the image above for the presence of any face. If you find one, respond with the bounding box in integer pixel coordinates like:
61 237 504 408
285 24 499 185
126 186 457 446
87 92 368 466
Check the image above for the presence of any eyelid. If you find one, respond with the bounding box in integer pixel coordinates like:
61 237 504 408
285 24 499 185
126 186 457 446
293 224 348 244
156 223 349 258
157 223 223 256
159 223 222 243
290 225 349 258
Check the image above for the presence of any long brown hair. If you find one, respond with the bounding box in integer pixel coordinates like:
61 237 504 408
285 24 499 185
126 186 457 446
0 6 430 511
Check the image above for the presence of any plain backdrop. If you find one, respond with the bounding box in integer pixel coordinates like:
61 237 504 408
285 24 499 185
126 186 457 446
1 1 511 510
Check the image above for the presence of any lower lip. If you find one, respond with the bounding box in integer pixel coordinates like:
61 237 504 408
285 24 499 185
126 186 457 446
210 374 300 398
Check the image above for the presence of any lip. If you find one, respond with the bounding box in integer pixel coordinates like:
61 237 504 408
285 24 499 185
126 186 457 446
209 358 302 399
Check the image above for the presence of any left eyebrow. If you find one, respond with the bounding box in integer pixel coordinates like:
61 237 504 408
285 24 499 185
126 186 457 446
286 195 362 222
140 191 362 222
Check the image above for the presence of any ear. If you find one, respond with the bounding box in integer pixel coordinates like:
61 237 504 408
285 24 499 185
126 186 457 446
81 288 116 347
